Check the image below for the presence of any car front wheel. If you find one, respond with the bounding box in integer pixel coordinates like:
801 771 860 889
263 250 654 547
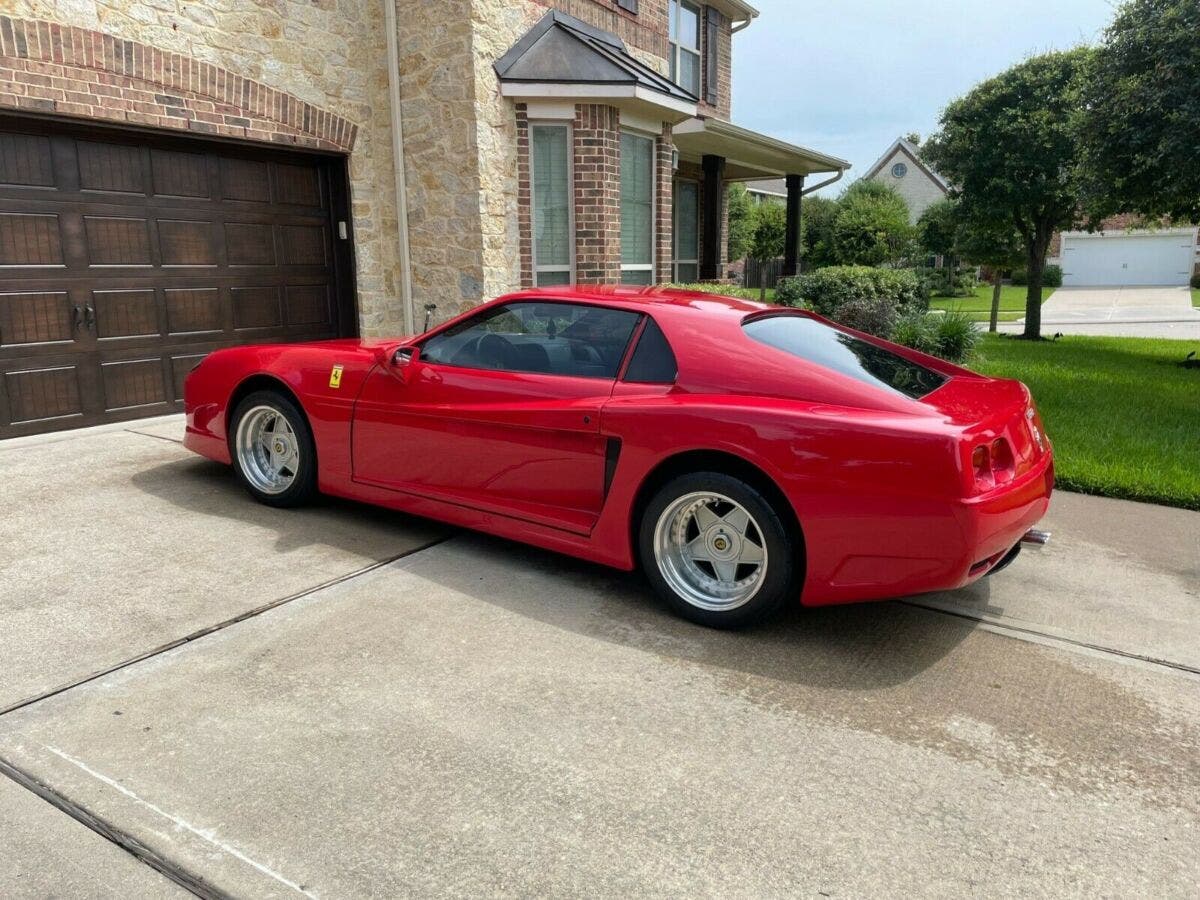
639 472 799 628
229 390 317 507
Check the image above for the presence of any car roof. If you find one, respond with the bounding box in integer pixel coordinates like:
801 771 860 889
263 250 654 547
498 285 774 318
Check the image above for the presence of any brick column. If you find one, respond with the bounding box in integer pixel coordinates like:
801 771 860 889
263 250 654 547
515 104 534 288
573 104 622 284
655 122 674 283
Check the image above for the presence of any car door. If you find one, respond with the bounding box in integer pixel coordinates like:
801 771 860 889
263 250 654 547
351 301 641 534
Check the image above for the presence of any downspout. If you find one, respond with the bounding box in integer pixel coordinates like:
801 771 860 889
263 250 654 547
801 169 847 196
384 0 415 335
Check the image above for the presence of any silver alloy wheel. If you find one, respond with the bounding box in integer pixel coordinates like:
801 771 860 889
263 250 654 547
235 405 300 495
652 491 769 612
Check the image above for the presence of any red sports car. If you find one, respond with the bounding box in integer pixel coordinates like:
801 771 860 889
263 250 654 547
184 286 1053 627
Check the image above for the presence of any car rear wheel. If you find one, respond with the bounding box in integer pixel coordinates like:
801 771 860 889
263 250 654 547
230 390 317 508
639 472 798 628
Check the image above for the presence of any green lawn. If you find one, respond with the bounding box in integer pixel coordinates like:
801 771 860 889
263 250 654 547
969 334 1200 510
930 284 1043 322
1192 287 1199 308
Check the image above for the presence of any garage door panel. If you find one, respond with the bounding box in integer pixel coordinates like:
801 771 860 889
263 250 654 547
77 140 146 195
0 212 65 266
84 216 152 266
150 148 210 199
0 291 75 348
92 289 160 340
225 223 276 266
100 356 170 413
165 288 223 335
1063 233 1194 286
2 359 88 426
157 219 218 267
0 132 54 186
1 115 353 438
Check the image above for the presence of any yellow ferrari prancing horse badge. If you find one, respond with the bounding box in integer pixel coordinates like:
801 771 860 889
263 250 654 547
329 364 344 389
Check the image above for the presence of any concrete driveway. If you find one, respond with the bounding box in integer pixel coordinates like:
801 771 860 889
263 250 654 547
2 418 1198 897
1001 286 1200 339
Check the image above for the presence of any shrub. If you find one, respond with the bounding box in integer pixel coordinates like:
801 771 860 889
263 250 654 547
932 309 982 361
1191 272 1200 290
667 282 759 301
775 276 804 307
890 310 981 363
788 266 926 315
829 296 899 340
1011 264 1062 288
891 312 939 355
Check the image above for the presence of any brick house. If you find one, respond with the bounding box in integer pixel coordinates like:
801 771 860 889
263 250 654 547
0 0 849 438
862 137 948 225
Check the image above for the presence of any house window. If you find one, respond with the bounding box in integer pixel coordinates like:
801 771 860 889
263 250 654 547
531 123 572 286
668 1 701 97
620 131 655 285
673 180 699 283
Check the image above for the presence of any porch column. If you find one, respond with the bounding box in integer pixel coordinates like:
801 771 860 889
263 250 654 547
782 173 805 277
700 153 725 280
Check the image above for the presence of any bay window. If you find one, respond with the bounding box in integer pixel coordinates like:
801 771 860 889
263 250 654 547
620 131 655 285
531 123 572 286
668 0 701 97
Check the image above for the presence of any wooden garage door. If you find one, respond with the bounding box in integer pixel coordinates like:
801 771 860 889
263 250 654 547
0 116 355 438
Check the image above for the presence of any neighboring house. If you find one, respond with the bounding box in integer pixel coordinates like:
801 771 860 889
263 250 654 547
863 137 948 224
745 178 786 205
1049 215 1200 287
0 1 850 438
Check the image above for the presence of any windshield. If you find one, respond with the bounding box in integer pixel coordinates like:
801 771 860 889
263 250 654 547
743 314 948 400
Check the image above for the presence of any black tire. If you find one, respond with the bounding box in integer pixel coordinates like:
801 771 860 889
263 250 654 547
638 471 800 628
228 389 318 508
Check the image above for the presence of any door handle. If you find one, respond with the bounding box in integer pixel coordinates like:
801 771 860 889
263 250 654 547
84 305 96 329
72 305 84 331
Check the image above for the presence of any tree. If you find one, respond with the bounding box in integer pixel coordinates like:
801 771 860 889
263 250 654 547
800 195 839 269
747 201 786 301
917 198 960 295
924 49 1091 339
726 183 755 264
832 180 913 266
1081 0 1200 223
955 212 1023 333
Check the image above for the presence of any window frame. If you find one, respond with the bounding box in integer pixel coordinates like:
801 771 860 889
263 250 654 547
529 121 575 288
668 0 703 97
620 129 657 286
417 300 642 381
672 177 699 283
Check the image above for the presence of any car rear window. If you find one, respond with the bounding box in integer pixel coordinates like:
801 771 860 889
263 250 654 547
743 314 948 400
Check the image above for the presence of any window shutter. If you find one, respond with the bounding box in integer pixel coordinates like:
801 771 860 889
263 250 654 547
616 0 639 13
704 8 719 106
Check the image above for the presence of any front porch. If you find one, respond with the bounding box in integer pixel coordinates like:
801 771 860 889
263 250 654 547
671 117 849 282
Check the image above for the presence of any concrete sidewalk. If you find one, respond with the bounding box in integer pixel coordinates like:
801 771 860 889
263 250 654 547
1001 286 1200 339
2 419 1198 896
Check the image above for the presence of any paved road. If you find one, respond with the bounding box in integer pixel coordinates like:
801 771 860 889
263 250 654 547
2 417 1198 897
1000 286 1200 339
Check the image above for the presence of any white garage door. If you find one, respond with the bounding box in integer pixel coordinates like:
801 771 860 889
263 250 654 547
1062 231 1196 287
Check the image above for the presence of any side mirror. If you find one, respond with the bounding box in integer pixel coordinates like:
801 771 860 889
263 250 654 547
392 346 419 368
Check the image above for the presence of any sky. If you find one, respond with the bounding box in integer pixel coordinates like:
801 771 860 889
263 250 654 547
731 0 1117 195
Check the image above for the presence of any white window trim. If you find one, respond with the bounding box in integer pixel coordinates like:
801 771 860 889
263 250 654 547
669 0 702 97
620 129 657 284
529 120 575 287
672 177 699 282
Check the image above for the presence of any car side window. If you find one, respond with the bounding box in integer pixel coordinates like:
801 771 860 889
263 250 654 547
420 302 640 379
623 316 678 384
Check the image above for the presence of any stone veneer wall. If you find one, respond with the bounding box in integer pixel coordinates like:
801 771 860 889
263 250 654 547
0 1 406 336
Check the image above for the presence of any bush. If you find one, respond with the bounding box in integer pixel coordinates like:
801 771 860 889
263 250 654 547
919 265 979 298
890 310 981 363
787 266 926 316
1010 264 1062 288
1191 272 1200 289
775 276 804 307
830 296 899 340
667 282 759 301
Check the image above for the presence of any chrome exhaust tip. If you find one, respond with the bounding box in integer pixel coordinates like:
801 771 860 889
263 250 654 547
1020 528 1051 547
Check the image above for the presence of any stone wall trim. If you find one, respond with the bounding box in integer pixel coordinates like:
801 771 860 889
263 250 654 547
0 14 357 152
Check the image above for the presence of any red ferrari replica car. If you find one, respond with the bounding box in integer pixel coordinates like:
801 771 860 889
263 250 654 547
184 286 1053 627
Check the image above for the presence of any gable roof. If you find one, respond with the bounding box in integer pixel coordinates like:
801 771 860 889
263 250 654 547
863 137 949 192
494 11 696 106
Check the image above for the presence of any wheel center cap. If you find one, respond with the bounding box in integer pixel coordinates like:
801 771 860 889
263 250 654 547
272 439 287 455
706 528 739 560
